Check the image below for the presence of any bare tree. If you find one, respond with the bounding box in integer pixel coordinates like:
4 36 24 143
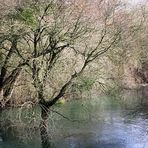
0 0 122 146
13 0 121 146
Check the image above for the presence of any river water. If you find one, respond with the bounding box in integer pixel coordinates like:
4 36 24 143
0 89 148 148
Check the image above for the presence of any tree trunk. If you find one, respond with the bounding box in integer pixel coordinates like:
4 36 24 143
0 67 22 108
0 67 6 92
40 105 52 148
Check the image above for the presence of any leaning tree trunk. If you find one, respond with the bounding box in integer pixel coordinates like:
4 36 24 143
0 67 22 108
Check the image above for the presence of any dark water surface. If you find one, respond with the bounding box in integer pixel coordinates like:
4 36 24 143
0 89 148 148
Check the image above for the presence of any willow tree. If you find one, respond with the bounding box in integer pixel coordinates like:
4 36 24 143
13 0 121 113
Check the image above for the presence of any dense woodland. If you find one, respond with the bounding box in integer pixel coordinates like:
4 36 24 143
0 0 148 147
0 0 147 106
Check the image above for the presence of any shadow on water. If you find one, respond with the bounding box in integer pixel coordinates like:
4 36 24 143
0 87 148 148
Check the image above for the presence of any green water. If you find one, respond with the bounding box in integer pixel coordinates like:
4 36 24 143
0 89 148 148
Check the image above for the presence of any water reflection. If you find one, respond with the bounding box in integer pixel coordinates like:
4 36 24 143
0 89 148 148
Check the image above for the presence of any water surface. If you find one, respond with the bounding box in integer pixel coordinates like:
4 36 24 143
0 89 148 148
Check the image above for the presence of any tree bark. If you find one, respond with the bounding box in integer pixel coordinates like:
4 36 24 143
0 67 22 108
38 87 53 148
40 105 52 148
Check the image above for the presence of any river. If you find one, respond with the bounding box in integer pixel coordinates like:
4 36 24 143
0 89 148 148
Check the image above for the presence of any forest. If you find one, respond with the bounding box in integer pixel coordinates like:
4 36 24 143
0 0 148 148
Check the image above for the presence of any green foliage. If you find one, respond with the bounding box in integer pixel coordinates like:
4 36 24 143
56 98 66 105
72 76 95 92
9 8 37 27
